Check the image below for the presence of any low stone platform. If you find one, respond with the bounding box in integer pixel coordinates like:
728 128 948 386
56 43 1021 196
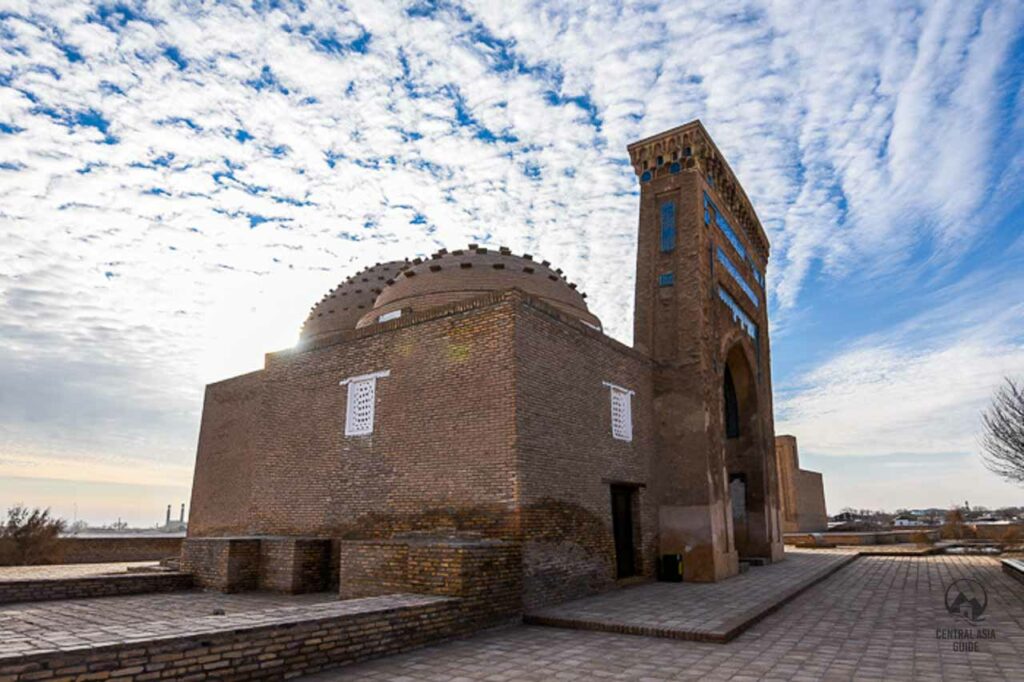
1005 558 1024 585
0 590 462 680
785 529 940 546
854 543 941 556
524 549 857 642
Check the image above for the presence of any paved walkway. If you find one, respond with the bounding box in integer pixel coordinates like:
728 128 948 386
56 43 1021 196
0 589 339 656
0 561 158 581
526 549 856 641
307 555 1024 681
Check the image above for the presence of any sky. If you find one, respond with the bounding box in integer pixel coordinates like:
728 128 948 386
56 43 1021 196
1 0 1022 527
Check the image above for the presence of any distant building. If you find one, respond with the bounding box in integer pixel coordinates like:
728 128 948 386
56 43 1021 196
776 435 827 532
893 514 924 527
160 504 187 533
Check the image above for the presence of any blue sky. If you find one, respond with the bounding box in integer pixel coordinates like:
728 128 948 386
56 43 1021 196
1 0 1022 526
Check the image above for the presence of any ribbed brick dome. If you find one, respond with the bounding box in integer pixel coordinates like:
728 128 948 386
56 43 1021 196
355 245 600 329
301 261 408 340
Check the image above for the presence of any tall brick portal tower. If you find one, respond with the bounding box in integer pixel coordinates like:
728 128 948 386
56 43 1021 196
628 120 784 581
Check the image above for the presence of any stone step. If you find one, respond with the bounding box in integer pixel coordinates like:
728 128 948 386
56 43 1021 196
1003 558 1024 585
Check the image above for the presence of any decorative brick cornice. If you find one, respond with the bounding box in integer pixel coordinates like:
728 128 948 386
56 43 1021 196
627 119 769 260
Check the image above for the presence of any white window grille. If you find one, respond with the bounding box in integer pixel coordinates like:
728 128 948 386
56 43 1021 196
603 382 634 442
378 310 401 323
340 370 390 436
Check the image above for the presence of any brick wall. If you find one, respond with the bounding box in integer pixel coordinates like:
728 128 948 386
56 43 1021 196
339 536 522 626
180 538 260 592
338 539 410 598
0 537 183 567
406 538 522 627
189 370 264 535
258 537 331 593
0 572 192 605
514 303 655 608
189 295 519 541
794 470 828 532
776 436 827 533
58 537 183 564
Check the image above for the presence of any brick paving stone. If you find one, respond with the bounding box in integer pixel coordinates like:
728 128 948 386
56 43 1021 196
525 549 857 641
304 555 1024 681
0 590 351 657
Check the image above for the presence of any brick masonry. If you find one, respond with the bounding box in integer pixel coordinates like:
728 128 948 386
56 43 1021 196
514 303 655 608
339 536 522 628
257 537 331 593
628 122 783 580
0 537 182 567
775 435 828 533
784 529 941 545
186 292 663 607
180 538 260 593
0 572 193 605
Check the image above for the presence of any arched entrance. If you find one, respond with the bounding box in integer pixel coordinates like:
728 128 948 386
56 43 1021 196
722 342 770 559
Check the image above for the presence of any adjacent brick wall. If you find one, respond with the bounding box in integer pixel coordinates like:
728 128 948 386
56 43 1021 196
406 538 522 627
0 572 192 605
189 296 519 541
514 304 656 608
0 537 183 567
180 538 260 592
776 436 828 533
0 595 464 681
974 523 1024 541
338 539 410 598
783 530 941 545
189 370 264 536
258 537 331 593
339 536 522 625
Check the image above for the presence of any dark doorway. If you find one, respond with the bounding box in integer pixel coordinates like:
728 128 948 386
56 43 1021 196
724 365 740 439
610 485 637 578
729 472 748 554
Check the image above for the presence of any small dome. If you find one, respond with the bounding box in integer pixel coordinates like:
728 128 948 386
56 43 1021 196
356 245 600 329
301 261 408 340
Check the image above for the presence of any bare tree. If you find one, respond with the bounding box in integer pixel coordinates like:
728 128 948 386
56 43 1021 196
981 378 1024 486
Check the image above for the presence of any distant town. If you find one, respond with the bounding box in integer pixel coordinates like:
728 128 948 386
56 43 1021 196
831 504 1023 528
63 503 189 536
52 501 1024 538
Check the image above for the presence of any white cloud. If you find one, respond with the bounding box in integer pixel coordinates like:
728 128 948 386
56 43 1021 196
0 0 1022 509
777 267 1024 458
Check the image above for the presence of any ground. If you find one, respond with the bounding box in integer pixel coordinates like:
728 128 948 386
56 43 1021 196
2 553 1022 680
302 554 1024 681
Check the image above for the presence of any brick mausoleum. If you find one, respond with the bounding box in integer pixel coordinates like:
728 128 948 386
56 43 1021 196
183 120 786 614
776 435 828 533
